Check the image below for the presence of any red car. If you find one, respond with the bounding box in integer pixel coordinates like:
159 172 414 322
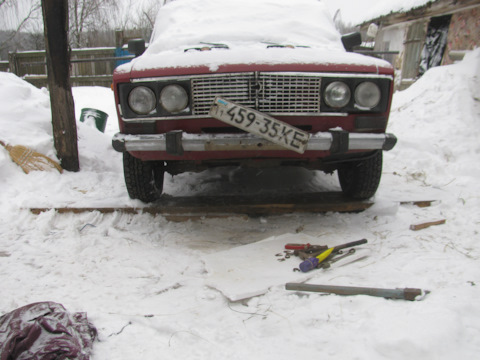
112 0 396 203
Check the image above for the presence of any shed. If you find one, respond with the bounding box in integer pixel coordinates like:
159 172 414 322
359 0 480 90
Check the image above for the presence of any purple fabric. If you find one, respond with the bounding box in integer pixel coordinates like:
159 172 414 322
0 302 96 360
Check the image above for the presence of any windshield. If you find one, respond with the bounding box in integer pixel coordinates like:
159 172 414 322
146 0 343 54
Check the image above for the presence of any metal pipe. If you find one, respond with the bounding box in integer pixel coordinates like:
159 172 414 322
285 283 429 301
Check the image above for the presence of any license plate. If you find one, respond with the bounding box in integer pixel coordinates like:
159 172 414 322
209 97 309 154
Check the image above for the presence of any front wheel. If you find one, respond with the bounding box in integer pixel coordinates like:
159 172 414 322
337 151 383 200
123 152 164 203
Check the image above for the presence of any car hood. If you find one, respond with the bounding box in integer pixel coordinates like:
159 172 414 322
117 44 393 78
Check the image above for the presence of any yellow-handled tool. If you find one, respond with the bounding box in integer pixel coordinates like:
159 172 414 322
298 239 367 272
299 247 333 272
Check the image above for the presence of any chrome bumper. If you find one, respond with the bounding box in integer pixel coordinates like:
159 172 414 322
112 131 397 155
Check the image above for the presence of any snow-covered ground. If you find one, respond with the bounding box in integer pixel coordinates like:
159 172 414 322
1 48 480 358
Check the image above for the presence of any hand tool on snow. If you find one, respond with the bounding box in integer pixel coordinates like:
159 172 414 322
285 283 430 301
285 243 328 259
319 248 356 269
285 243 325 251
298 239 368 272
0 139 63 174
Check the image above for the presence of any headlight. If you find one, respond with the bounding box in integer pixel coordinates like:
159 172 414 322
128 86 156 115
324 81 351 108
355 82 381 109
160 84 189 113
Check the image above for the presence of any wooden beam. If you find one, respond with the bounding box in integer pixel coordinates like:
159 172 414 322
400 200 437 208
28 192 374 219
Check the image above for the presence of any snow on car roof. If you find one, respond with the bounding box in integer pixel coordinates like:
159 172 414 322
120 0 391 73
147 0 343 53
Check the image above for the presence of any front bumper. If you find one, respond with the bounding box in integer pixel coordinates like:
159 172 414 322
112 131 397 155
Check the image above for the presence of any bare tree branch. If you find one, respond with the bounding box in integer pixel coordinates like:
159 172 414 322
68 0 117 47
0 0 11 8
0 1 41 54
134 0 163 31
15 2 41 32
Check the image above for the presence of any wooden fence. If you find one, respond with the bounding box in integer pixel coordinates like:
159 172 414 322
5 47 133 88
0 61 9 72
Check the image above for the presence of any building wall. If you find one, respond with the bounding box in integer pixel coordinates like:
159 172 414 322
361 0 480 90
442 6 480 65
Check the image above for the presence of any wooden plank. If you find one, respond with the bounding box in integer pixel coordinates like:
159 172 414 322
28 192 373 218
400 200 437 208
23 74 113 88
410 219 446 231
402 20 427 80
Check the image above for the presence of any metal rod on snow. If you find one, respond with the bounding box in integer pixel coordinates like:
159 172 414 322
285 283 429 301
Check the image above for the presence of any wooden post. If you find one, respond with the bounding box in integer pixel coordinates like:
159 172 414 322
41 0 79 172
8 52 18 75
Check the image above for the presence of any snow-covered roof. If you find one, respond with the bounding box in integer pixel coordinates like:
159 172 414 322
327 0 435 25
358 0 434 24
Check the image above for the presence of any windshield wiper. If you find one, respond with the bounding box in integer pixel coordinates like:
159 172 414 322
264 42 310 49
185 42 229 52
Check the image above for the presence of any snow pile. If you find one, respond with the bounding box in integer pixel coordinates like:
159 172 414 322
388 49 480 189
0 50 480 359
0 74 125 210
0 73 54 159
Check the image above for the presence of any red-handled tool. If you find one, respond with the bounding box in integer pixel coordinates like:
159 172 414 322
285 243 312 250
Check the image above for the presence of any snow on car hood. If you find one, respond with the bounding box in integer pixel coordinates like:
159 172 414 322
148 0 342 52
119 0 391 74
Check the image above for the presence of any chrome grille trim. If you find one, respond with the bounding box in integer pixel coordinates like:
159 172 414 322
190 72 323 116
191 73 255 115
258 73 321 113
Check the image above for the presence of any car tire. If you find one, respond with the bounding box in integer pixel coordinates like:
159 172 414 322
338 151 382 200
123 152 164 203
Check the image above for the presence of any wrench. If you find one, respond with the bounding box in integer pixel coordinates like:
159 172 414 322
319 248 356 269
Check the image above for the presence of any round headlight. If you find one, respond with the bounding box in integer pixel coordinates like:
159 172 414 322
160 85 189 113
128 86 156 115
324 81 351 108
355 82 381 109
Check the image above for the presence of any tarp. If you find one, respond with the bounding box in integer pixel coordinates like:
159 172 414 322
419 15 452 75
0 302 96 360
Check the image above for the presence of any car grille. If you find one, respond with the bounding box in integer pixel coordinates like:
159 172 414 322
191 72 322 116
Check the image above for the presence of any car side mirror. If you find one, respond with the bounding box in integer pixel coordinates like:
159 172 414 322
128 39 146 57
341 32 362 52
